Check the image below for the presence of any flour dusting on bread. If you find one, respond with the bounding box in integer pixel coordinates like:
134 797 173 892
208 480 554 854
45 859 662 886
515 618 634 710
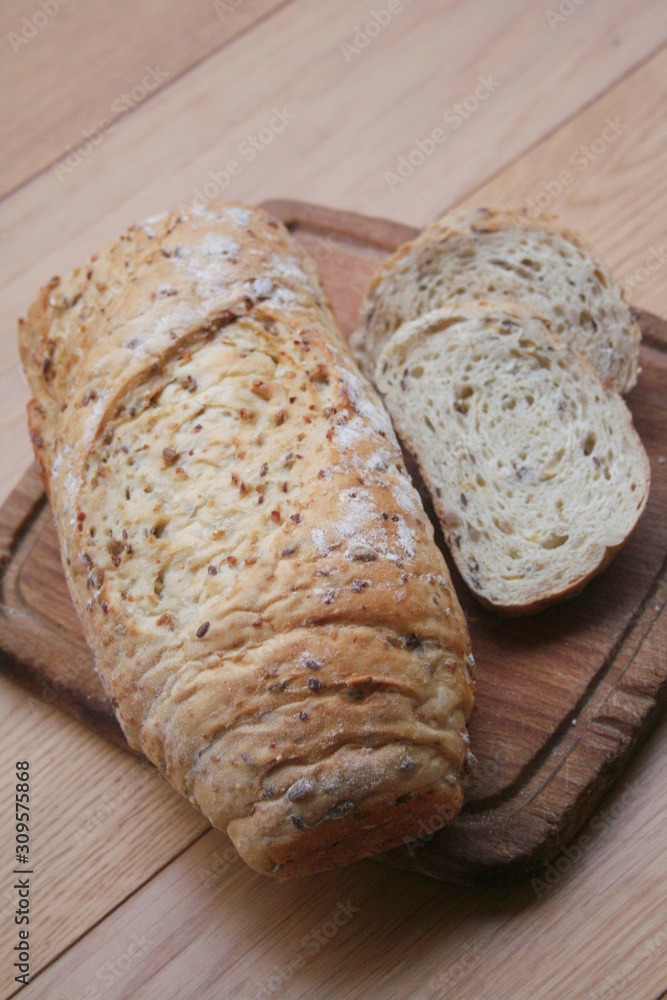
18 200 476 877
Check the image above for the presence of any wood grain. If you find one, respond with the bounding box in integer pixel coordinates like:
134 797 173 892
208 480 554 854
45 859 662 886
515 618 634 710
16 719 667 1000
458 44 667 319
0 672 208 999
2 0 665 334
1 1 665 507
1 3 667 997
2 201 666 888
0 0 291 197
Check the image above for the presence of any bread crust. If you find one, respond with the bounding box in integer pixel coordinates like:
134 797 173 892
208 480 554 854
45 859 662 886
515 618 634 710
18 201 475 876
352 205 641 393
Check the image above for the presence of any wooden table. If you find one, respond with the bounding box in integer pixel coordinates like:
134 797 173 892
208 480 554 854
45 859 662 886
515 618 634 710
1 2 666 997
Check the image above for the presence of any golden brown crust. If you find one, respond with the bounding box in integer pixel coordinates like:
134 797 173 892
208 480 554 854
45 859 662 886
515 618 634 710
353 205 641 393
18 200 475 876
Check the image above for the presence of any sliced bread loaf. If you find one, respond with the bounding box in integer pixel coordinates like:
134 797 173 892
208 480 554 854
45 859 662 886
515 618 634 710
374 303 650 614
352 207 640 393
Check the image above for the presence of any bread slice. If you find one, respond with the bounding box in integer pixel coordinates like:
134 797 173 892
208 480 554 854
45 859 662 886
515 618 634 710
352 207 640 393
374 303 650 614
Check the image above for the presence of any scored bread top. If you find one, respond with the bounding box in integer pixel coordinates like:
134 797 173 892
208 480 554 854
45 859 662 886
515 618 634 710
352 206 640 393
18 201 475 876
20 201 345 477
375 302 650 615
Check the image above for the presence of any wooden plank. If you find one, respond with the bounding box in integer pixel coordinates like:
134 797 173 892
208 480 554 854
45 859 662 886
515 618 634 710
1 1 664 503
0 2 662 510
2 202 666 887
0 4 666 994
0 673 209 999
458 44 667 319
16 719 667 1000
2 0 666 341
0 0 291 197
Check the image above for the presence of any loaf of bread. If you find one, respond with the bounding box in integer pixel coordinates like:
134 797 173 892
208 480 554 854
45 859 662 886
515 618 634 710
351 206 640 393
18 201 476 876
375 303 650 614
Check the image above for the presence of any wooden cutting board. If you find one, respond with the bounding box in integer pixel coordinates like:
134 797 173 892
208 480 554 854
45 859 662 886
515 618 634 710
1 200 666 883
